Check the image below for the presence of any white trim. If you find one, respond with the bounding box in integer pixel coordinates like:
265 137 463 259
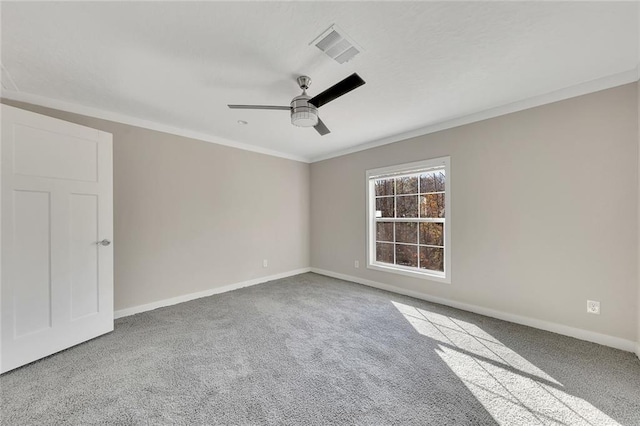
1 69 637 166
0 90 309 163
310 268 637 353
636 343 640 360
114 268 311 319
366 158 448 180
311 68 640 162
2 68 638 165
367 263 448 283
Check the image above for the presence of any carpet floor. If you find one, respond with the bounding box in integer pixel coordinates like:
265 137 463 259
1 273 639 425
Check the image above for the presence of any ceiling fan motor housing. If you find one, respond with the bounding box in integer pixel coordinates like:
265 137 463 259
290 94 319 127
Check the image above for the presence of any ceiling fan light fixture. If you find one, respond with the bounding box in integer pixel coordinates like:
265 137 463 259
291 108 318 127
291 93 319 127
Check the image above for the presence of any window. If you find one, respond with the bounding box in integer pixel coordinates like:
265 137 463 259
366 157 450 283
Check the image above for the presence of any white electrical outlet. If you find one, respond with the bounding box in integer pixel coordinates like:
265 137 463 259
354 260 359 268
587 300 600 315
263 259 268 268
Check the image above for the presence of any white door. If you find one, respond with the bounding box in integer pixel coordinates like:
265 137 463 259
1 104 113 373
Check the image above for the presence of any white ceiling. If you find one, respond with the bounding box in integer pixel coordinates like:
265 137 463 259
1 2 638 162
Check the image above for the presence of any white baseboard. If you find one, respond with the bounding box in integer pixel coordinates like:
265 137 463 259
114 268 311 319
310 268 637 353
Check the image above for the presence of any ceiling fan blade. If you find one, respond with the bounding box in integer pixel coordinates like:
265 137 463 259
228 105 291 110
308 73 365 108
314 118 330 136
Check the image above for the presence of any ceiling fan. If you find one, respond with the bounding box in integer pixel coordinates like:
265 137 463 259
228 73 365 136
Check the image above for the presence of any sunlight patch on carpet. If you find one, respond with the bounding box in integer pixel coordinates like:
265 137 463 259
392 301 620 426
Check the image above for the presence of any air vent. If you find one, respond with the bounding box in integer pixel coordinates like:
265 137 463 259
310 25 362 64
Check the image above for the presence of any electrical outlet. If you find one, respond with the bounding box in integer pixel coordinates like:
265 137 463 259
587 300 600 315
354 260 359 268
263 259 268 268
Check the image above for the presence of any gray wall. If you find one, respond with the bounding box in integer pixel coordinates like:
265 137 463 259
311 84 638 342
3 83 639 345
1 99 310 311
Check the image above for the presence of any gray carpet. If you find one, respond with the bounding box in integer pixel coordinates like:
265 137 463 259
1 273 639 425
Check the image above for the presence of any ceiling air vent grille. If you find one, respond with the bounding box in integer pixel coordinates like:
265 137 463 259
311 25 362 64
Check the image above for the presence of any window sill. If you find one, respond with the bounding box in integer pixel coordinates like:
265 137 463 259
367 262 451 284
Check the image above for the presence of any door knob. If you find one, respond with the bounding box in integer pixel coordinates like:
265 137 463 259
98 239 111 246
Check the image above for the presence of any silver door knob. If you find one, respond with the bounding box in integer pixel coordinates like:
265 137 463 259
98 239 111 246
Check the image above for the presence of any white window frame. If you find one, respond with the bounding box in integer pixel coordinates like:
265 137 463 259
366 157 451 283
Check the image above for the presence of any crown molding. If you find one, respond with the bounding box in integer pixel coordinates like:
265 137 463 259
0 90 310 163
310 68 640 163
2 67 638 165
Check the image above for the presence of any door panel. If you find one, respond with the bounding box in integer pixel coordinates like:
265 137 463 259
12 123 98 182
70 193 99 320
1 104 113 373
12 190 52 337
